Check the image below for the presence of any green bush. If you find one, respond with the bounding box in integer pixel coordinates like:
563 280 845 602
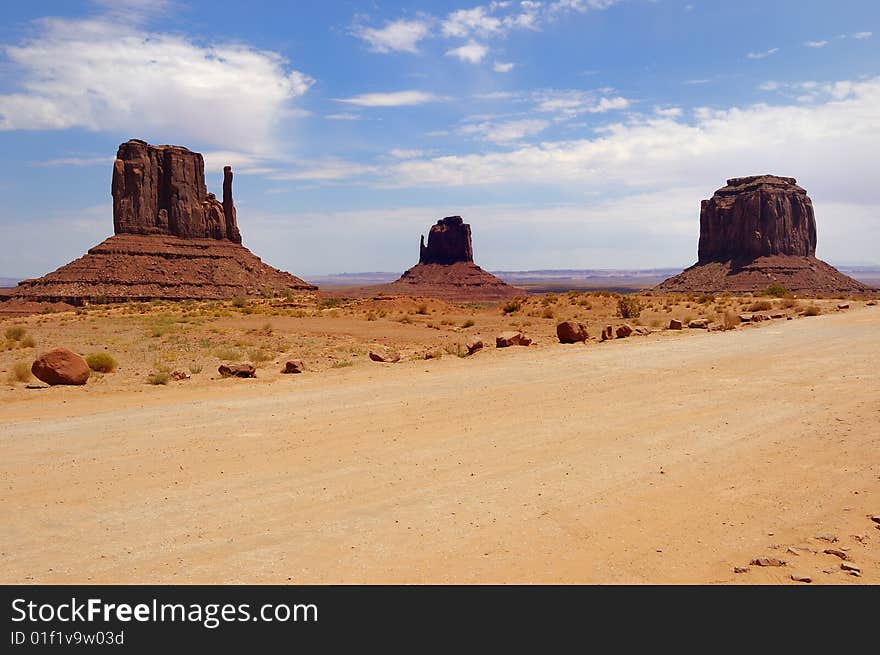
617 295 643 319
763 284 792 298
86 352 118 373
502 299 523 315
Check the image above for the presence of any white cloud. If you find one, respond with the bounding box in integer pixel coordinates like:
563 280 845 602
804 40 829 48
442 7 503 38
852 31 872 40
0 15 313 153
446 41 490 64
533 90 630 118
37 156 113 167
388 149 426 159
353 19 431 53
383 76 880 203
335 91 445 107
270 159 377 182
459 118 550 144
325 113 362 121
493 61 515 73
746 47 780 59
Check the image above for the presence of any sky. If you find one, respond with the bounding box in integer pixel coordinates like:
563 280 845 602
0 0 878 278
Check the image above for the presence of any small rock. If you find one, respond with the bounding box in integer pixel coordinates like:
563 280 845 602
170 369 190 381
738 313 753 322
867 300 878 306
668 319 683 330
870 515 880 525
688 318 709 329
369 350 401 363
823 548 849 560
733 566 749 574
786 547 801 556
837 303 850 309
600 325 614 341
615 324 633 339
634 327 651 335
815 533 838 543
496 331 531 348
218 363 256 378
840 562 861 574
790 574 812 583
24 384 49 389
282 360 305 374
771 313 785 319
750 557 785 567
752 313 765 322
466 339 483 356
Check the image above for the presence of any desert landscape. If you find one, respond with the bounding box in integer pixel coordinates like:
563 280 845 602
1 1 879 591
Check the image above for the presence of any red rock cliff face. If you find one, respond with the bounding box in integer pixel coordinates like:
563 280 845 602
111 139 241 243
419 216 474 265
698 175 817 263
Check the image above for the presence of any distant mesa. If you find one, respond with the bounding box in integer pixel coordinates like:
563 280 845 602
655 175 873 295
8 139 315 305
379 216 521 301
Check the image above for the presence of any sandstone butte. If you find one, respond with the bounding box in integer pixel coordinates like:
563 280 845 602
377 216 522 301
6 139 315 305
655 175 873 295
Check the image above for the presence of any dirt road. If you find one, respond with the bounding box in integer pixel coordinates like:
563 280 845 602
2 308 878 583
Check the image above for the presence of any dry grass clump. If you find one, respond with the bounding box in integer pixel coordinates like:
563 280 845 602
461 319 475 328
748 300 773 312
4 326 27 341
721 312 741 331
7 361 32 384
86 353 118 373
147 370 170 385
803 305 822 317
617 295 643 319
502 298 523 315
248 348 272 364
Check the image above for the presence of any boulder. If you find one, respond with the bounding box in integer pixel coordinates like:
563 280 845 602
369 350 401 363
556 321 588 343
31 348 90 385
669 319 683 330
496 331 531 348
600 325 614 341
689 319 709 329
868 300 878 306
218 364 256 378
738 313 753 322
837 303 849 310
615 324 633 339
282 360 305 374
466 339 484 355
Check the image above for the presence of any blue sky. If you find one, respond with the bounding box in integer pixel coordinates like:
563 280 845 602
1 0 878 277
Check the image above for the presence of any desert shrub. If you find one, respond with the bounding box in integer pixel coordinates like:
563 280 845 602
331 360 353 368
762 284 792 298
502 298 523 315
231 297 248 308
398 315 413 324
319 297 343 310
189 362 204 374
86 353 118 373
214 347 243 361
366 312 377 321
20 334 36 348
4 326 26 341
461 319 475 328
248 349 271 363
748 300 773 312
697 294 715 305
803 305 821 316
416 304 428 315
541 307 554 319
617 295 643 319
444 343 468 358
780 298 799 310
649 318 661 328
147 371 170 385
721 312 741 331
7 361 32 384
261 322 274 335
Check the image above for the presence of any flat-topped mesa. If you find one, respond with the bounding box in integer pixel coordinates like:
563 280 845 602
112 139 241 243
419 216 474 265
698 174 816 262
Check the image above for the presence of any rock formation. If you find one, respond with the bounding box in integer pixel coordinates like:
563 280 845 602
378 216 521 301
419 216 474 264
655 176 873 295
9 140 315 304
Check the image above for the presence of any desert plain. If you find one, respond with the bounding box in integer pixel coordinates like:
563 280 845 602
1 291 878 584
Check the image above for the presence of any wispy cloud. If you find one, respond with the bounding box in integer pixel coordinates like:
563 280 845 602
493 61 515 73
446 41 489 64
459 118 551 144
335 91 445 107
804 40 829 48
353 18 431 53
325 113 362 121
852 31 872 40
36 156 112 167
746 47 779 59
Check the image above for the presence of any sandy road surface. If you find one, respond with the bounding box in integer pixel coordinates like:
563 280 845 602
2 309 878 584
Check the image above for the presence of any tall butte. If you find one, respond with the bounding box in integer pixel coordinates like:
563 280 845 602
654 175 872 295
10 139 315 304
378 216 521 301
